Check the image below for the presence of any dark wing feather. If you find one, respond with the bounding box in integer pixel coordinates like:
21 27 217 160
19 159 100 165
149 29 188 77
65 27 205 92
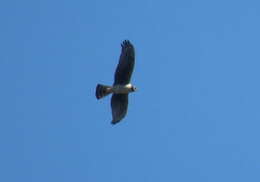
111 94 128 124
113 40 135 85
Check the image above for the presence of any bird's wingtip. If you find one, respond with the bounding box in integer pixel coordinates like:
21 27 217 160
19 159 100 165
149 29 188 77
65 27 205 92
111 120 120 125
122 39 132 45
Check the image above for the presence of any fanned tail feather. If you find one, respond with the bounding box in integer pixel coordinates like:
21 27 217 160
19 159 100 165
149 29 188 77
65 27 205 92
96 84 112 99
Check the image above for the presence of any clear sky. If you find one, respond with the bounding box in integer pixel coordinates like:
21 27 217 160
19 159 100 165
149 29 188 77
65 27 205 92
1 0 260 181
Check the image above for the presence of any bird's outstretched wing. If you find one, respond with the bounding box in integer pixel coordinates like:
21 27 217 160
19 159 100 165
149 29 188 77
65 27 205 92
111 94 128 124
113 40 135 85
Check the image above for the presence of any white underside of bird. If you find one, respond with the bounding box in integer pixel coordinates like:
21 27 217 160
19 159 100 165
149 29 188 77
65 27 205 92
96 83 136 99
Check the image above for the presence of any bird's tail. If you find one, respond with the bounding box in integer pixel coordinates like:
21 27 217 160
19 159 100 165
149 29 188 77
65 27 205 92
96 84 113 99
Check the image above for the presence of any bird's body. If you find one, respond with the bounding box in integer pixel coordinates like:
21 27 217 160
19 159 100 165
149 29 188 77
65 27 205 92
112 84 135 94
96 40 137 125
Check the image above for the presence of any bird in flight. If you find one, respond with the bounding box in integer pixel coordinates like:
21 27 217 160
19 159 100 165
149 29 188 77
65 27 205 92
96 40 137 125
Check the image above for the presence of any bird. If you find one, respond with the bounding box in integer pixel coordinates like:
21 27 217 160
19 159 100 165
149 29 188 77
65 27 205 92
96 40 137 125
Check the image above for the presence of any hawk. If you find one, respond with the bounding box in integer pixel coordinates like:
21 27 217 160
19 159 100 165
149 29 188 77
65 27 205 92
96 40 137 125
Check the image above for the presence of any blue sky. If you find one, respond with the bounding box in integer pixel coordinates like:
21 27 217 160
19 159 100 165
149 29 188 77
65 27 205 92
1 0 260 181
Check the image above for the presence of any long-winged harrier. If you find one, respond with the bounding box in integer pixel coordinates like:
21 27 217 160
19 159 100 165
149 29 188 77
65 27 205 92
96 40 137 125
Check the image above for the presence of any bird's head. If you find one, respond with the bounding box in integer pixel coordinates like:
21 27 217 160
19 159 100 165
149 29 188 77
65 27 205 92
131 85 137 92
